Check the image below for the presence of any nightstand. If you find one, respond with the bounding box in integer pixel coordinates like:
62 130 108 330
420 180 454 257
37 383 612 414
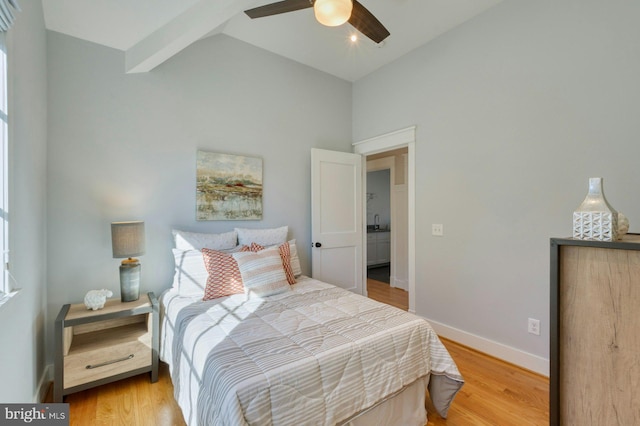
53 292 159 402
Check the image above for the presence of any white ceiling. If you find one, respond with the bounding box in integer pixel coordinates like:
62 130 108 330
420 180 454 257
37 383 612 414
42 0 503 81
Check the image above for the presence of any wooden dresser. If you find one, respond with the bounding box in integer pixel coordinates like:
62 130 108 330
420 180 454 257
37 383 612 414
550 234 640 425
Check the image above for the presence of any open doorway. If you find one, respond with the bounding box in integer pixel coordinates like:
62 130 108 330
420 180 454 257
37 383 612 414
353 126 416 313
365 148 408 310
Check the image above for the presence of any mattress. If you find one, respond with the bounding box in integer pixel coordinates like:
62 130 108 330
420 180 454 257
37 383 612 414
160 276 463 425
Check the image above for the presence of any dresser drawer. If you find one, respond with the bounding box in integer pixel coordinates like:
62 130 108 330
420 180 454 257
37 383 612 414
63 322 152 389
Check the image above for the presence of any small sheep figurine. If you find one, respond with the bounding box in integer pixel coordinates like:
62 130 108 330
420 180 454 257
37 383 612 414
84 289 113 310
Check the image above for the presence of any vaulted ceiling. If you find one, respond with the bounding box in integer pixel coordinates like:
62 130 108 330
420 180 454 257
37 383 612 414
42 0 502 81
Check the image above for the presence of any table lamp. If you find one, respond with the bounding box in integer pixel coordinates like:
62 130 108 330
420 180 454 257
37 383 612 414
111 221 145 302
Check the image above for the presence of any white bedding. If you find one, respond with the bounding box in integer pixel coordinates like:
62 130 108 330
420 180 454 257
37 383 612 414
160 276 463 426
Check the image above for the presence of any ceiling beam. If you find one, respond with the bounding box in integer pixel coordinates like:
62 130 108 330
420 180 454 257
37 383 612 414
125 0 257 73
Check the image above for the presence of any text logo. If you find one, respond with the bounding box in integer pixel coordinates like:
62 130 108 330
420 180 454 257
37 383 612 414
0 404 69 425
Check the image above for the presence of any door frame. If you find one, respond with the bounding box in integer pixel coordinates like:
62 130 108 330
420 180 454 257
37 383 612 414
353 126 416 313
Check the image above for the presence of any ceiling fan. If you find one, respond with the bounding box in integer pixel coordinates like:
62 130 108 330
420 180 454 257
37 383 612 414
244 0 390 44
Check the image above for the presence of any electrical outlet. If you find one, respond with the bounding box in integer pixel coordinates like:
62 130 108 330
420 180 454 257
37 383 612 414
528 318 540 336
432 224 444 236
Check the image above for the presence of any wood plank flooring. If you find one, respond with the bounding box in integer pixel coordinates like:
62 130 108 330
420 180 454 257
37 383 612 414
366 278 549 425
61 363 184 426
49 280 549 425
366 277 408 311
425 338 548 425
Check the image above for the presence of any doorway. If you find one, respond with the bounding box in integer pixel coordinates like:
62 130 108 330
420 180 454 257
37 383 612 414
365 150 407 310
366 160 392 285
353 126 416 313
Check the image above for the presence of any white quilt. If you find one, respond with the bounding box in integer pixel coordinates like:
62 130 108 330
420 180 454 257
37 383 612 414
160 277 463 426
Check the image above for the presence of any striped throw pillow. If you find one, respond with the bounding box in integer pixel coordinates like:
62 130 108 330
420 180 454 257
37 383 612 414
248 242 296 284
232 246 290 297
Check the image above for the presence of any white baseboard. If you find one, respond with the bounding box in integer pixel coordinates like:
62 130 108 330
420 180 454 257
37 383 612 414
423 317 549 377
35 364 53 402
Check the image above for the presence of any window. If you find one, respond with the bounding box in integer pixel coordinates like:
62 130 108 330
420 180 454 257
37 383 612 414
0 31 9 301
0 0 19 305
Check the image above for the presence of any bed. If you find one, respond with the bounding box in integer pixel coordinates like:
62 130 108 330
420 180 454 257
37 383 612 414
160 228 464 426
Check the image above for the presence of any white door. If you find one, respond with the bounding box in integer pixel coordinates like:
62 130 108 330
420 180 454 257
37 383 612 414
311 148 363 293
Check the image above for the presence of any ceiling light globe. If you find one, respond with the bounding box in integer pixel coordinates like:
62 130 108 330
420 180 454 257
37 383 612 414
314 0 353 27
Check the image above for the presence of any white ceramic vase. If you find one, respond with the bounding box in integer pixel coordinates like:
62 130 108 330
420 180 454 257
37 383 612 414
573 177 618 241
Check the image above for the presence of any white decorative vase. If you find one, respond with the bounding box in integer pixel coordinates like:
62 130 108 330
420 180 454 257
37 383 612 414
573 177 618 241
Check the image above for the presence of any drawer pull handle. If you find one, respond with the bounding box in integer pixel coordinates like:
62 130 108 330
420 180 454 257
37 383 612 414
86 354 134 370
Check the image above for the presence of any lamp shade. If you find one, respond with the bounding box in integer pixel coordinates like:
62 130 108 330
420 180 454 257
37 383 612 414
314 0 353 27
111 221 145 258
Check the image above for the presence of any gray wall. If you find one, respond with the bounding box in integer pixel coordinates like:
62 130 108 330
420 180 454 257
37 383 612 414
0 1 48 402
46 32 352 362
353 0 640 361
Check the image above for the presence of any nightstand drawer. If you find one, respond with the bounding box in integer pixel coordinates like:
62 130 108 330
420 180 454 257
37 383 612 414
64 337 151 389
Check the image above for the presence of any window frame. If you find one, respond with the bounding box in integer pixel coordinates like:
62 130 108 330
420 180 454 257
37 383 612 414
0 30 11 303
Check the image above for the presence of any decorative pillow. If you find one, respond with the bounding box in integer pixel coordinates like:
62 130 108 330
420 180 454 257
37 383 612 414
278 241 296 284
201 246 251 301
173 229 238 251
249 242 265 252
232 246 291 297
248 242 296 284
287 239 302 277
172 249 208 296
235 226 288 247
173 246 247 296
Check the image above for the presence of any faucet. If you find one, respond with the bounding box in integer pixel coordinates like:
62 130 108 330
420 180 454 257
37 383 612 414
374 214 380 229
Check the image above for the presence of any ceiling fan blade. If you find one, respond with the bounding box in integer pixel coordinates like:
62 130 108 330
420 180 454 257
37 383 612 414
245 0 313 19
348 0 390 44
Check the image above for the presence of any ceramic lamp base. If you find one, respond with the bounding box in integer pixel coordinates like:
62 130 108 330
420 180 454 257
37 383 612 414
119 261 141 302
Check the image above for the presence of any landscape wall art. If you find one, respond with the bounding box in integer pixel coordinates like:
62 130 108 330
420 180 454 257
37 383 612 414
196 151 263 220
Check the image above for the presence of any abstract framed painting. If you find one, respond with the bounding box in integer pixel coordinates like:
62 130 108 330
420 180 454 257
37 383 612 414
196 151 263 220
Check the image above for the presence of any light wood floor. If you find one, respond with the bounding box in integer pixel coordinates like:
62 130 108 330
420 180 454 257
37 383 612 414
425 337 548 425
50 280 549 425
366 278 549 425
366 277 409 311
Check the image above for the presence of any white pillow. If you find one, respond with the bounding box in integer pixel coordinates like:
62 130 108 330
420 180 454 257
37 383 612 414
172 249 208 296
288 240 302 277
172 245 246 296
173 229 237 251
235 226 288 247
232 246 290 298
